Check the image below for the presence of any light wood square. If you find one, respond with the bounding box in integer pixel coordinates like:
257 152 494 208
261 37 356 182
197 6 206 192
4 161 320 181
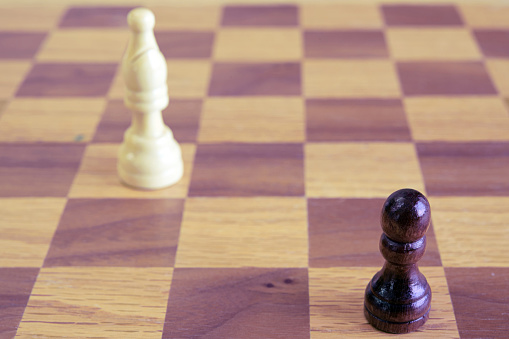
430 197 509 267
37 29 128 62
0 61 32 99
69 143 195 198
199 97 304 142
303 60 401 98
460 5 509 28
214 28 302 61
405 97 509 141
0 98 106 142
0 198 66 267
176 197 308 267
0 7 63 31
387 28 481 60
306 143 425 198
17 267 172 338
152 6 220 29
109 60 211 99
301 4 382 28
486 59 509 96
309 267 459 338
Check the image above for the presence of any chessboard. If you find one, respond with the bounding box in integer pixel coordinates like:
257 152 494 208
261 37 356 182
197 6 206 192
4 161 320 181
0 1 508 338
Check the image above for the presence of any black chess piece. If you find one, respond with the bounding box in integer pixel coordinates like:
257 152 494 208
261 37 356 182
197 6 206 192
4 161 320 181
364 188 432 334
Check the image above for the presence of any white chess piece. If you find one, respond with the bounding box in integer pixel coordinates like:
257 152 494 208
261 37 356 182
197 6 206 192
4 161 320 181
118 8 183 190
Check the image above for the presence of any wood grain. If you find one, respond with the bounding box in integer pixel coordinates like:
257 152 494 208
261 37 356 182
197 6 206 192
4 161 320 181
17 267 173 338
0 198 66 267
305 143 425 198
430 197 509 267
0 61 32 99
0 98 106 142
176 197 308 267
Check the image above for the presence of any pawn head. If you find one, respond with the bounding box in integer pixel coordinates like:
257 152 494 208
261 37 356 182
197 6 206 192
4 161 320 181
381 188 431 243
128 8 155 33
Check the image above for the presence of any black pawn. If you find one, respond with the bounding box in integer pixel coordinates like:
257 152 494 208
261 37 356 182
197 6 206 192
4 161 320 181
364 188 432 334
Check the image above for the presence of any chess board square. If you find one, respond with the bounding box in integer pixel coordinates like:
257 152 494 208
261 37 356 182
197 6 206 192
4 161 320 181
430 197 509 267
17 267 172 337
199 97 304 143
0 33 46 59
397 62 497 96
17 63 117 97
175 198 308 267
486 60 509 96
208 63 300 96
222 5 298 26
69 143 195 198
0 7 63 31
309 267 459 338
301 4 382 29
44 199 184 267
151 6 220 29
155 31 214 58
0 98 106 142
0 61 32 99
188 143 304 196
382 4 463 26
304 60 400 98
460 5 509 28
0 268 39 338
0 198 66 267
417 142 509 196
445 267 509 339
0 143 85 197
473 30 509 58
214 28 301 61
59 6 134 27
304 31 388 58
308 198 441 268
405 97 509 141
306 99 411 142
163 268 309 338
37 29 128 62
109 60 212 98
306 143 425 198
94 99 201 143
387 28 481 60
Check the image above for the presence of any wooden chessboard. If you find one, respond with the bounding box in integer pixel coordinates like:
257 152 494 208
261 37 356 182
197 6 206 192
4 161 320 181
0 1 508 338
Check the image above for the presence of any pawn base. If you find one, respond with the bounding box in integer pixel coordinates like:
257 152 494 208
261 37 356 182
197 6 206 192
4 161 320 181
118 127 183 190
364 305 430 334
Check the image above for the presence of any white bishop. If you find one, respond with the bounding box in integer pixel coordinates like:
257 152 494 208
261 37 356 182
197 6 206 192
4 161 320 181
118 7 183 190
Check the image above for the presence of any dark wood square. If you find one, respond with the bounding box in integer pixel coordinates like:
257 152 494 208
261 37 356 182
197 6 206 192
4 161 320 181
473 30 509 58
0 33 46 59
0 143 84 197
306 99 411 142
59 6 135 27
417 142 509 196
44 199 184 267
397 62 497 96
16 63 117 97
189 143 304 196
222 5 298 26
304 30 388 58
208 63 301 96
93 99 202 143
0 268 39 338
155 31 214 58
445 267 509 339
163 268 309 338
308 198 441 267
382 4 463 26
